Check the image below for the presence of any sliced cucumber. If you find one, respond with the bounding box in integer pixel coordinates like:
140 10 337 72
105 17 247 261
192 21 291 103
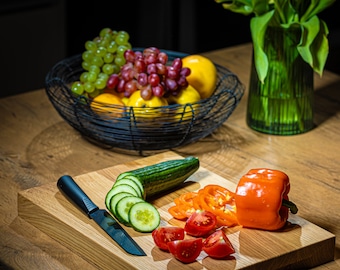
109 192 134 217
115 195 145 225
116 156 200 198
116 175 144 197
105 184 140 211
128 201 160 232
113 178 143 198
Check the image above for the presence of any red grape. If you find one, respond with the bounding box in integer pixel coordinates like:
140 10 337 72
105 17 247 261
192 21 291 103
107 46 191 100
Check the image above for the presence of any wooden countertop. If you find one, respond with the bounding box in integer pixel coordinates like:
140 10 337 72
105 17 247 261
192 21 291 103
1 43 339 269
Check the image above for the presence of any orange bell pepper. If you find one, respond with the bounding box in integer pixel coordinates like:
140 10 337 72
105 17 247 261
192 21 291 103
235 168 298 231
196 185 238 227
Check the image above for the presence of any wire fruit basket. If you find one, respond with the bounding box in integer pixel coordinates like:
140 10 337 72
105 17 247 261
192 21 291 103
45 49 244 154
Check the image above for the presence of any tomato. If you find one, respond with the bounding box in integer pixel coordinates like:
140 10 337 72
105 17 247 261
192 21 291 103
203 230 235 259
184 210 217 237
167 238 203 264
152 226 185 251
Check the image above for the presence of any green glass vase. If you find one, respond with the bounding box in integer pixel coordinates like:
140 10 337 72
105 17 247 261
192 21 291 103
246 26 314 135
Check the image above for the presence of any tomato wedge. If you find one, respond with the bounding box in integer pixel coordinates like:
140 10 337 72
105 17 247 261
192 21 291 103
184 210 217 237
168 238 203 264
203 230 235 259
152 226 185 251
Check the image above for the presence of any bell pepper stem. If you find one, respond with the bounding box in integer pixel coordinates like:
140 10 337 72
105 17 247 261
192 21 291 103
282 199 298 214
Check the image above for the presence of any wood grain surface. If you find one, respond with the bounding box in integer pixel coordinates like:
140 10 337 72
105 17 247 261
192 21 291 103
1 43 340 269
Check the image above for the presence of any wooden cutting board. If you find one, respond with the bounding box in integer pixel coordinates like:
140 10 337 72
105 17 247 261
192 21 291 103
18 151 335 270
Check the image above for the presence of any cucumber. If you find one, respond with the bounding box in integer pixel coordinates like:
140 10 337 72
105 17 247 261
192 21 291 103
129 201 160 232
116 156 199 198
109 192 134 217
105 184 140 211
115 195 145 225
116 176 144 197
113 178 143 198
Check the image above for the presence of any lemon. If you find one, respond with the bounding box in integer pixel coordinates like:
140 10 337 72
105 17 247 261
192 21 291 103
91 93 125 117
182 55 217 99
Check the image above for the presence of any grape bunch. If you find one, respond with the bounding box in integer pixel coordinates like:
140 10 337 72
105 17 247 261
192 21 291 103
106 47 191 100
71 28 131 98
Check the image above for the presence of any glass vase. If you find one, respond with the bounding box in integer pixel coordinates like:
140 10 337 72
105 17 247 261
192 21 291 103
246 26 314 135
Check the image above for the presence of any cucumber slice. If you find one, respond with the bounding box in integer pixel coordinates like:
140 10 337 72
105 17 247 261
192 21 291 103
109 192 134 217
105 184 140 211
116 175 144 197
115 196 145 225
128 201 160 232
113 178 143 198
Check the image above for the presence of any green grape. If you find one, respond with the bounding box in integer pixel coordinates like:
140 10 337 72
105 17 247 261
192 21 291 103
97 38 109 48
88 88 101 99
116 45 129 56
126 42 132 49
118 30 129 39
80 72 88 82
102 63 114 74
73 28 132 96
82 50 94 62
91 55 104 67
87 71 97 83
112 64 120 74
98 72 109 81
99 27 112 37
85 41 97 52
84 81 95 93
107 41 118 53
103 52 114 63
71 81 84 95
82 61 91 71
89 65 101 74
114 55 126 66
96 46 107 57
95 78 107 90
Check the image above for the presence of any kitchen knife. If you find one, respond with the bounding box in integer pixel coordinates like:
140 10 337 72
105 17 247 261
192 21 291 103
57 175 146 256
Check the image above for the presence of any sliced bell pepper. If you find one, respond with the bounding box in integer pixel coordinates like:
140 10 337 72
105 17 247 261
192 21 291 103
195 185 238 227
235 168 298 231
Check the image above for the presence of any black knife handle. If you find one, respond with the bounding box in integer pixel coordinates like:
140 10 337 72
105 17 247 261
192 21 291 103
57 175 98 217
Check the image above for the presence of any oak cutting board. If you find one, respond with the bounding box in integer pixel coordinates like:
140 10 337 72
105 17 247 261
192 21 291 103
18 151 335 270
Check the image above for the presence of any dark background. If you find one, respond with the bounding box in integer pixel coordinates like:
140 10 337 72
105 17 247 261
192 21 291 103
0 0 339 98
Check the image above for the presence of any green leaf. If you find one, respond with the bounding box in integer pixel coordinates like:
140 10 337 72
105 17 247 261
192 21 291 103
250 10 275 83
297 15 329 76
309 19 329 75
274 0 296 24
215 0 254 15
297 16 320 68
300 0 336 22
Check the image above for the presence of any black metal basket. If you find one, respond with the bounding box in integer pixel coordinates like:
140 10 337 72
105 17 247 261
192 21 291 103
45 49 244 153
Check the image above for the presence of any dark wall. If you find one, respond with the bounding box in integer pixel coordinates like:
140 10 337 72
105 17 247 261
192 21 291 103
65 0 252 56
66 0 339 74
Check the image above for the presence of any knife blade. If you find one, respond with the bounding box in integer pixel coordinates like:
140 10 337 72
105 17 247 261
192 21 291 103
57 175 146 256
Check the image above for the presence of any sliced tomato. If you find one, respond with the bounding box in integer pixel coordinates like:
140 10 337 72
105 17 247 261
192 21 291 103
152 226 185 251
168 238 203 264
203 230 235 259
184 210 217 237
